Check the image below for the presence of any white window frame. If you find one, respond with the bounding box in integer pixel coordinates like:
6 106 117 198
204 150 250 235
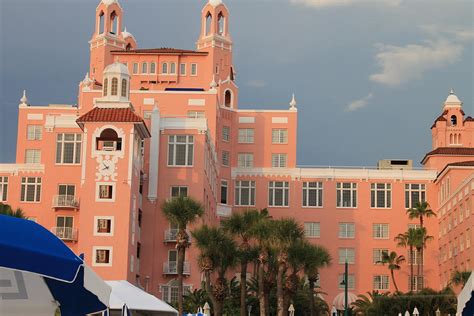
92 246 113 267
338 223 355 239
373 223 389 240
339 248 355 264
302 181 323 208
222 151 230 167
132 63 138 74
56 133 82 165
268 181 289 207
238 128 255 143
180 63 186 76
272 129 288 144
25 149 41 164
221 180 228 205
304 222 320 238
336 182 357 208
141 62 148 74
191 63 198 76
27 125 42 140
187 111 205 119
20 177 41 203
96 182 116 202
271 153 287 168
370 183 392 209
94 216 115 236
373 249 389 264
170 186 188 198
234 180 256 206
338 274 355 289
405 183 426 209
170 62 176 74
237 153 254 168
167 135 194 167
0 177 8 202
222 126 230 142
373 275 389 290
150 62 156 74
162 63 168 74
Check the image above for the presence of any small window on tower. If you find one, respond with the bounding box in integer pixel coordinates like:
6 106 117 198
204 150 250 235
224 90 232 107
121 79 127 97
205 12 212 36
111 78 118 96
103 78 108 96
218 12 225 35
110 11 118 35
126 43 132 51
451 115 457 126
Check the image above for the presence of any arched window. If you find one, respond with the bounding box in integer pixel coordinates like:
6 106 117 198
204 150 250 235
97 128 122 151
98 12 105 34
230 66 235 81
103 78 108 96
224 90 232 107
218 12 225 35
458 134 462 144
170 63 176 74
111 78 118 96
205 12 212 35
126 43 132 51
142 62 148 74
150 63 156 74
451 115 457 126
162 63 168 74
121 79 127 97
450 134 454 144
110 11 118 35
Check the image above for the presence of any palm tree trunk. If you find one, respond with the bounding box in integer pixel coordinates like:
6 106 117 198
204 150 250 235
177 245 185 315
240 261 248 316
416 248 421 291
309 280 316 316
258 263 267 316
204 271 220 316
390 268 399 292
420 248 424 289
277 262 285 316
409 246 414 292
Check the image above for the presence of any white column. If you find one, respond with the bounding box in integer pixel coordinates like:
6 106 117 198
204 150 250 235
148 106 160 201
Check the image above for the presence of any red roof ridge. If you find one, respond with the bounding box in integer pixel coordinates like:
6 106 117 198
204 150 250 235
421 147 474 164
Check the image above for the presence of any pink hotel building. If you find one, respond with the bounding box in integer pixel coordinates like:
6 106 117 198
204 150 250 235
1 0 473 306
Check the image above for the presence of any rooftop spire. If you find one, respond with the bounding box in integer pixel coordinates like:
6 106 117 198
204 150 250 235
20 90 28 106
289 93 297 109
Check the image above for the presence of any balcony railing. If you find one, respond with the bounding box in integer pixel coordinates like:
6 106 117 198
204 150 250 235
164 229 192 243
163 261 190 275
217 204 232 217
52 195 80 209
51 227 78 241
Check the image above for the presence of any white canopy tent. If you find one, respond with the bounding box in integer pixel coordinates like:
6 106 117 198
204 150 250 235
457 271 474 316
105 281 177 316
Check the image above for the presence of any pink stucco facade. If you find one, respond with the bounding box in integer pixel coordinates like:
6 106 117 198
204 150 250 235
1 0 473 306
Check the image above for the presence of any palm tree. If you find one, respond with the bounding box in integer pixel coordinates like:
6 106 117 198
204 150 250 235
161 196 204 316
377 251 405 292
413 227 433 290
406 201 436 229
450 270 472 288
394 228 419 291
192 225 238 316
0 203 26 218
351 291 390 315
221 209 268 316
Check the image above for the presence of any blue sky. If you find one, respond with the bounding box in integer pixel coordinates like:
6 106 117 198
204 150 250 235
0 0 472 166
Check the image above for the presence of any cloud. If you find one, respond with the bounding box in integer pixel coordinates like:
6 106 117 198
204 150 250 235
346 93 373 111
369 39 464 86
290 0 401 8
420 25 474 43
246 80 267 88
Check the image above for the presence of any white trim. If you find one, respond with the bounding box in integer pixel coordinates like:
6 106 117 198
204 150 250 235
27 114 44 120
160 117 207 132
188 99 206 106
93 216 115 236
92 246 113 267
127 130 134 185
19 105 77 110
148 108 160 201
238 117 255 124
0 164 44 175
272 117 288 124
95 182 117 202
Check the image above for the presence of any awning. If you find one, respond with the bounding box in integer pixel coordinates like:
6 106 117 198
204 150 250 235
457 271 474 316
106 280 178 315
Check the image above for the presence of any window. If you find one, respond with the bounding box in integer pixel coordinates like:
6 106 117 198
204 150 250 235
217 12 225 35
98 184 114 200
272 154 287 168
162 63 168 74
55 216 74 240
103 78 108 96
371 183 392 208
304 222 320 238
272 129 288 144
170 63 176 74
168 135 194 166
238 129 254 143
303 182 323 207
95 217 113 235
235 181 255 206
111 77 118 95
121 79 127 97
222 126 230 142
338 274 355 289
96 128 122 151
25 149 41 164
58 184 75 198
93 247 112 266
373 249 389 264
20 177 41 202
56 133 81 164
187 111 205 118
150 62 156 74
373 275 389 290
171 186 188 197
191 63 197 76
221 180 228 204
408 276 423 291
180 63 186 75
339 223 355 239
224 90 232 107
222 151 230 167
237 153 253 168
373 223 389 239
268 181 289 207
451 115 457 126
161 285 192 304
27 125 42 140
339 248 355 264
133 63 138 74
0 177 7 202
336 182 357 208
405 184 426 209
141 62 148 74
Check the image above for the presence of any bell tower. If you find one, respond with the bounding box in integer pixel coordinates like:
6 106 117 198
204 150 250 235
89 0 126 84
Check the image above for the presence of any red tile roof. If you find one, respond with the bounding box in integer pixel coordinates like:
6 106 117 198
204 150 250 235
77 107 144 123
421 147 474 164
465 116 474 122
446 161 474 167
431 115 447 128
111 47 208 56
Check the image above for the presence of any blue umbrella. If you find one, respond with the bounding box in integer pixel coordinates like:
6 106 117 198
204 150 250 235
0 215 110 315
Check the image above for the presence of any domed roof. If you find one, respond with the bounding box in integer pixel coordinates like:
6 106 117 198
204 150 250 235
444 89 462 108
209 0 223 7
332 292 358 310
101 0 118 6
104 62 130 76
121 27 134 40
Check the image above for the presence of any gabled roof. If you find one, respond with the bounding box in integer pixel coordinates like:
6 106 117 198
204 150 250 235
437 161 474 180
421 147 474 164
111 47 208 56
465 116 474 122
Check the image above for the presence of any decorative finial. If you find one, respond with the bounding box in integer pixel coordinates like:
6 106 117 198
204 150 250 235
450 88 454 95
20 90 28 105
209 0 223 7
289 93 297 109
124 27 127 33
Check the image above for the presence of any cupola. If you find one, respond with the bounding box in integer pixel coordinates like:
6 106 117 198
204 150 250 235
99 62 130 104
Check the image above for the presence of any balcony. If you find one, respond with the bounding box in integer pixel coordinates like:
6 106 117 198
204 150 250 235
51 227 78 242
217 204 232 217
52 195 80 209
164 229 192 243
163 261 190 275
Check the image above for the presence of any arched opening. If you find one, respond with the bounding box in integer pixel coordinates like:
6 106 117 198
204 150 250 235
142 62 148 74
224 90 232 107
205 12 212 36
218 12 225 35
451 115 457 126
230 66 235 81
111 78 118 96
121 79 127 98
126 43 132 51
458 134 462 144
103 78 108 96
96 128 122 151
162 63 168 74
98 12 105 34
150 62 156 74
170 63 176 74
110 11 118 35
450 134 454 144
